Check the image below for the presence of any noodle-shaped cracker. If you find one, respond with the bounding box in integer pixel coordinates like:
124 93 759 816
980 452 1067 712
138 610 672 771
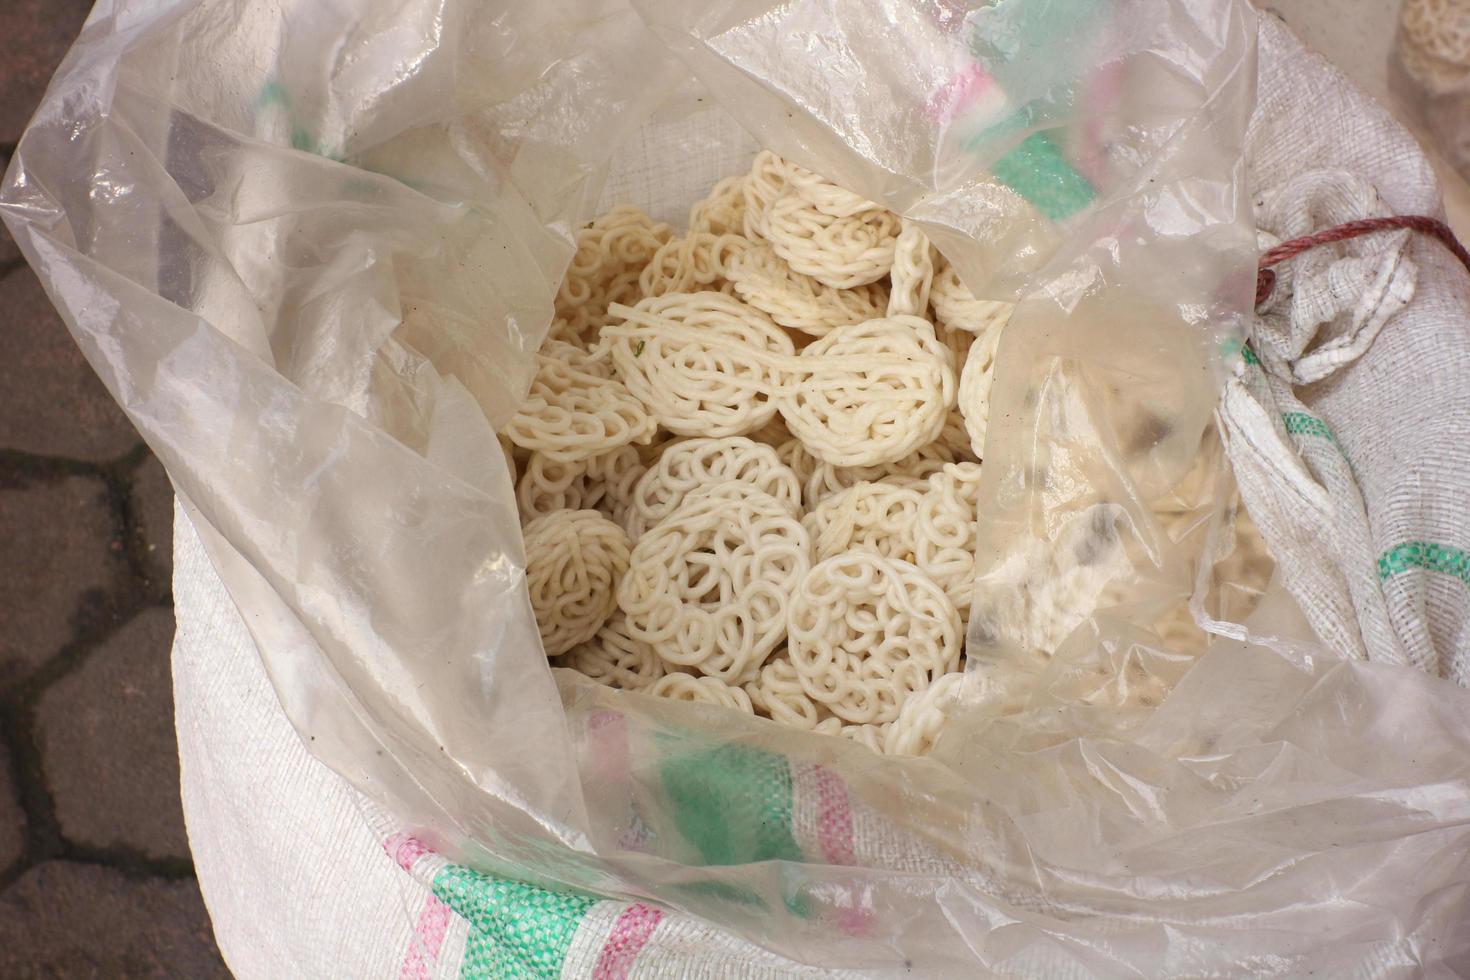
602 292 794 437
743 150 792 240
744 655 827 731
778 315 955 467
689 175 750 236
766 191 899 289
930 262 1013 336
883 671 970 756
560 612 665 691
556 206 674 338
810 714 890 750
638 232 744 298
546 317 589 350
913 462 985 614
524 510 631 656
775 437 819 496
887 220 938 318
788 552 961 724
516 446 645 528
725 241 888 335
649 673 755 713
785 162 884 219
934 408 980 464
802 481 924 563
505 354 656 462
619 488 810 682
541 338 611 378
958 318 1006 458
627 436 800 539
779 438 957 509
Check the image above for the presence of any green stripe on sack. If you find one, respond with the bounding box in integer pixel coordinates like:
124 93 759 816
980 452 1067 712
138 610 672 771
989 131 1096 221
431 863 595 979
1377 541 1470 586
1281 411 1340 447
1217 337 1262 369
660 743 801 869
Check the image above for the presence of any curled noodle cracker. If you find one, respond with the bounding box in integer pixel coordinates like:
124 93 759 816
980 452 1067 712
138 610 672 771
884 671 972 756
649 673 755 713
766 190 899 289
689 175 750 236
842 722 889 753
778 316 955 468
628 436 800 539
618 487 810 681
788 551 961 724
541 338 610 378
886 220 938 318
913 462 984 614
601 292 794 437
781 438 957 509
958 319 1006 458
802 481 924 563
524 509 631 656
784 161 884 218
743 150 792 240
516 446 645 528
556 206 674 338
725 241 888 336
560 613 665 691
638 232 744 298
505 353 656 462
930 262 1013 336
744 656 827 731
935 408 980 463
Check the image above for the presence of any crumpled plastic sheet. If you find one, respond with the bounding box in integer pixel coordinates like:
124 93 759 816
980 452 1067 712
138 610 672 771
4 0 1470 973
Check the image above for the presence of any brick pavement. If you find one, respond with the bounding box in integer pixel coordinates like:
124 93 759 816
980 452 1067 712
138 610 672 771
0 4 230 975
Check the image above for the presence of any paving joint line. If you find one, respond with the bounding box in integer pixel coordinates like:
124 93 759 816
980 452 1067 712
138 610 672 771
0 442 184 891
0 448 104 487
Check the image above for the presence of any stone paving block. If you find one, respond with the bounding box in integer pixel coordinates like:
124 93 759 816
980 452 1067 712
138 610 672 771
37 608 186 860
0 861 229 978
0 268 140 460
0 475 121 687
130 453 175 592
0 0 94 143
0 741 25 874
0 219 20 273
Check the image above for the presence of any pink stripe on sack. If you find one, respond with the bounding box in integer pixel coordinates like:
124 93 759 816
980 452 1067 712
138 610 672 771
925 65 995 122
810 765 876 937
1075 61 1124 187
589 711 651 851
836 902 876 938
382 834 452 979
589 710 630 779
385 831 434 873
592 903 664 980
399 896 452 980
811 765 855 866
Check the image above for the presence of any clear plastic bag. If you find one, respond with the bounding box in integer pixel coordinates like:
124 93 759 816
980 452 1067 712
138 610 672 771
6 0 1470 972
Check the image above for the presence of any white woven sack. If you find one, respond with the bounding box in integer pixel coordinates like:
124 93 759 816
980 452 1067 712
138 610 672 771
1219 13 1470 682
166 11 1470 980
